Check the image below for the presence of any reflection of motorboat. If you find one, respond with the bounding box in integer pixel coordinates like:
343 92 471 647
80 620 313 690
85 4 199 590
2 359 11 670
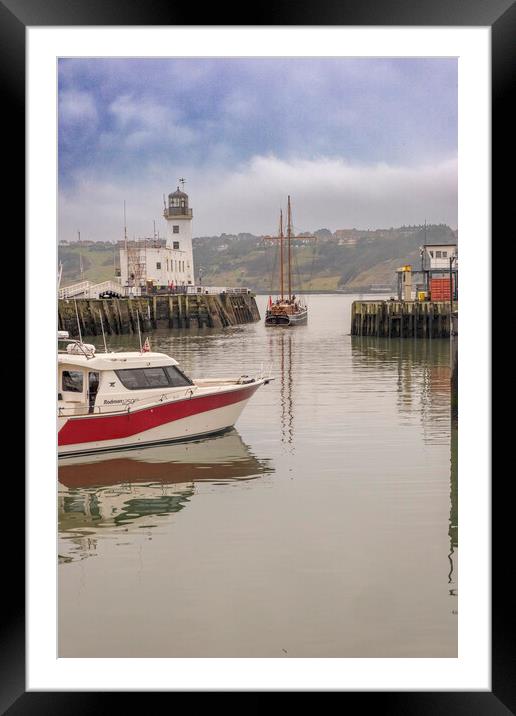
58 430 272 537
58 482 195 534
58 334 272 456
58 428 272 489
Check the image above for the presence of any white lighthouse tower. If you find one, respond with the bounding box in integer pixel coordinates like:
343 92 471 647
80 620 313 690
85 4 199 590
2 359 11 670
163 183 195 286
119 182 196 293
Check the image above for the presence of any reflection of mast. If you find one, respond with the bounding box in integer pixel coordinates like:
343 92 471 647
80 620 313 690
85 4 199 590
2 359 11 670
448 402 458 595
279 332 294 444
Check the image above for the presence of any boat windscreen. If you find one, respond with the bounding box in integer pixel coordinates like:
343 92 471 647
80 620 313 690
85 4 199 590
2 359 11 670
115 366 193 390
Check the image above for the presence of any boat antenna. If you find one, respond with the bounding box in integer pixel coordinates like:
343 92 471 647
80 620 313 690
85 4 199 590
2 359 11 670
124 200 129 296
78 230 84 281
136 309 143 352
73 298 82 343
99 310 108 353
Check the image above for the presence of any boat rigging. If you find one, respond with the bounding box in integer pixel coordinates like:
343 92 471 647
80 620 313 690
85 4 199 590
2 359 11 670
264 196 316 326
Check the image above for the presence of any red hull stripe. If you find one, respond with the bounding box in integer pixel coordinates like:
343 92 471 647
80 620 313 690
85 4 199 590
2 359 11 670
58 384 259 446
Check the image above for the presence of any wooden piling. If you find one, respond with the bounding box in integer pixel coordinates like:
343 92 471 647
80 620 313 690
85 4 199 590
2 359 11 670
351 300 456 339
58 292 260 338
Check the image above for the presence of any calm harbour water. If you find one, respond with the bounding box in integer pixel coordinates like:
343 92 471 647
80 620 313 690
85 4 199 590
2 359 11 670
58 294 457 657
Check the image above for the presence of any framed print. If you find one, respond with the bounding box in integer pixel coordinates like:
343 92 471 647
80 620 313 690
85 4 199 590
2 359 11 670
3 0 509 708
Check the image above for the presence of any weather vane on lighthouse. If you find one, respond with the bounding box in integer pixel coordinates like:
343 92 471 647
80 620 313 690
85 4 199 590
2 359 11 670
178 177 186 191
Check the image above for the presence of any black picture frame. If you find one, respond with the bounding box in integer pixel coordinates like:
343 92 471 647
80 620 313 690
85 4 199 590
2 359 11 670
5 0 506 709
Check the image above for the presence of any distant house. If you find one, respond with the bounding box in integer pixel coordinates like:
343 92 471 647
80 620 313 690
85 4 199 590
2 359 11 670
334 229 361 240
421 244 458 271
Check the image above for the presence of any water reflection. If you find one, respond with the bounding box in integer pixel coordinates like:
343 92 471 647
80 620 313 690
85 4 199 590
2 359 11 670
59 297 457 657
279 333 294 445
351 336 451 444
448 407 458 598
58 429 273 563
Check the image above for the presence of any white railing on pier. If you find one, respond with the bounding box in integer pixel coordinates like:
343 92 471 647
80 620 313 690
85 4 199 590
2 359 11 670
185 286 250 295
87 280 123 298
60 282 250 299
59 279 123 299
58 280 92 299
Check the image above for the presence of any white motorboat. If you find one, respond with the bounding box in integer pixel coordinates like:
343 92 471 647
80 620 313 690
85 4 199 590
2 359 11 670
58 333 272 456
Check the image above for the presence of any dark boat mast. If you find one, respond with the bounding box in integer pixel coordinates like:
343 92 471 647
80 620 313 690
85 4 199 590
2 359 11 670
279 209 284 301
287 195 292 301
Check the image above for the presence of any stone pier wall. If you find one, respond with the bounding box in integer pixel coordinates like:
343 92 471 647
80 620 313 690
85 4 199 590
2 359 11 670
58 293 260 338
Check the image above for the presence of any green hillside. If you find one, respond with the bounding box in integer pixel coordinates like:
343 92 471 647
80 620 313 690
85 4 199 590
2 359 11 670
58 224 457 293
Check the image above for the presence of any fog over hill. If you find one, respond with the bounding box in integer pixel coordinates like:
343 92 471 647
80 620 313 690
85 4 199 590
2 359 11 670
58 223 457 293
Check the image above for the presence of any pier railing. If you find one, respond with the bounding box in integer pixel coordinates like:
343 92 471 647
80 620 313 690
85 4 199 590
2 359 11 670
123 285 251 297
59 279 124 299
58 280 92 299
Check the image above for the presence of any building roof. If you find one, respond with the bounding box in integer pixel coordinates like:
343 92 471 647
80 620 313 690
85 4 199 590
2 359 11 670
168 187 188 199
423 243 457 248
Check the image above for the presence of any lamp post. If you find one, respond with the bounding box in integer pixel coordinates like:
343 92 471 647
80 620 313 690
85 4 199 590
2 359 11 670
449 254 456 315
450 255 457 336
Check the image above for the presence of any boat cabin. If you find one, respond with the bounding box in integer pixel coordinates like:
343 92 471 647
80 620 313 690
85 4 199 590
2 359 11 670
58 341 194 416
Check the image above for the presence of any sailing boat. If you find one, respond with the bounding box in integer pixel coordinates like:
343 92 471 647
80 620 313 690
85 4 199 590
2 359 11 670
264 196 313 326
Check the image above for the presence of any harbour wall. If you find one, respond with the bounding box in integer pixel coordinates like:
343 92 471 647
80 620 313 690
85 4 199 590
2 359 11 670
59 293 261 338
351 300 457 339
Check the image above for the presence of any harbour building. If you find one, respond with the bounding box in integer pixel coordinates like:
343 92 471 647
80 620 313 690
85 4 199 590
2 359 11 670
119 186 195 293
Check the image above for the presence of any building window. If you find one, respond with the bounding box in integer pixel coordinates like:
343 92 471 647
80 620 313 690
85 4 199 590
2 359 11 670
443 251 447 258
156 262 161 269
173 225 179 234
436 251 442 258
62 370 83 393
173 241 180 250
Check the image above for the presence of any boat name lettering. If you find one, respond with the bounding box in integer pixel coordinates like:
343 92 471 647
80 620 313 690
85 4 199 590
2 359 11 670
103 398 138 405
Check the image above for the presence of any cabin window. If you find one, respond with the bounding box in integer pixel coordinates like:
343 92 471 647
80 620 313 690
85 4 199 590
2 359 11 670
62 370 83 393
165 365 193 387
115 366 193 390
143 368 171 388
173 226 179 234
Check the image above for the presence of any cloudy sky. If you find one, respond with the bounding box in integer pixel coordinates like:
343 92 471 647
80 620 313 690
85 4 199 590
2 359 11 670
58 58 457 240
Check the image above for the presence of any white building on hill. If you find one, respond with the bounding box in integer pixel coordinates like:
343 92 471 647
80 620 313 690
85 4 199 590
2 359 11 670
120 186 195 292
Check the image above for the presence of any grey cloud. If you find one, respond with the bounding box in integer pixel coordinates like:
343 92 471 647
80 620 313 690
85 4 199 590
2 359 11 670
58 154 457 242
